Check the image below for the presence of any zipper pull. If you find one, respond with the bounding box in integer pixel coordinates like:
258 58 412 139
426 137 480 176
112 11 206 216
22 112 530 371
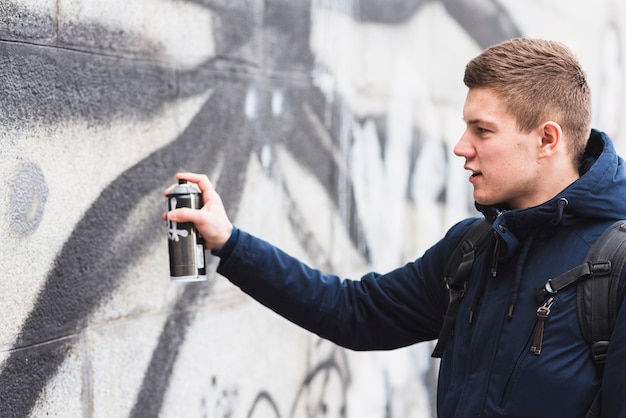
491 232 500 277
530 297 554 355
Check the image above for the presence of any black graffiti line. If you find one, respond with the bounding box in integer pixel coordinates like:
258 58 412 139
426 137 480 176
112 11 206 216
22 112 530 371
0 81 243 416
288 356 349 418
128 281 215 418
247 390 282 418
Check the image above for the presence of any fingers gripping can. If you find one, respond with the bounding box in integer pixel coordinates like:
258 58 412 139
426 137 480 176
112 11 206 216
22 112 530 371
166 179 207 282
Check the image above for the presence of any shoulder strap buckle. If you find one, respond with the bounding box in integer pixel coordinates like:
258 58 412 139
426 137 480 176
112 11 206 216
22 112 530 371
591 340 609 365
589 260 611 276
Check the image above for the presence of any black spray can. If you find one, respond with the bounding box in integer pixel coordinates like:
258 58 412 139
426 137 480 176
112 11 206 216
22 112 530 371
166 179 207 282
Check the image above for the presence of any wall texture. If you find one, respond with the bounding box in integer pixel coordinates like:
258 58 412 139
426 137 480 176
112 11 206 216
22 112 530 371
1 1 625 417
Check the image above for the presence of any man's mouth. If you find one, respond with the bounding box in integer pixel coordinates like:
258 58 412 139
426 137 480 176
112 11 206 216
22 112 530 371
469 171 482 181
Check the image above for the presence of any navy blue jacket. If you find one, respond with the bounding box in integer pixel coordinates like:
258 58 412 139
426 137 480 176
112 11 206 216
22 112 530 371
216 130 626 417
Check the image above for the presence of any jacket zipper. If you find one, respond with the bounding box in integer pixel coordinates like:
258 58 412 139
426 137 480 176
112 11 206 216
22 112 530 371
499 298 556 406
491 209 505 277
491 233 500 277
530 297 555 355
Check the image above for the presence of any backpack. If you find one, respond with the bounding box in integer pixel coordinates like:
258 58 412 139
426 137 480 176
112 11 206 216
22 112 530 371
430 218 626 417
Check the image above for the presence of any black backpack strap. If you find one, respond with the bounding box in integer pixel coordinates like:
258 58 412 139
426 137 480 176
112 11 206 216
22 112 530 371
531 221 626 418
584 391 602 418
578 220 626 368
579 220 626 418
533 262 594 302
432 219 493 358
533 220 626 367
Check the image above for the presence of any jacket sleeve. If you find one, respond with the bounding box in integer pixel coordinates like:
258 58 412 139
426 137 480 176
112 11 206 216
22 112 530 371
215 221 476 351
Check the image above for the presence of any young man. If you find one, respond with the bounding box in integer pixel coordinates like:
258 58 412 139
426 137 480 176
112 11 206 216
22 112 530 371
164 38 626 417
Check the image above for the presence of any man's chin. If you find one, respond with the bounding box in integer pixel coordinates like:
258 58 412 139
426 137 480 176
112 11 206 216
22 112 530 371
473 194 496 207
473 193 487 205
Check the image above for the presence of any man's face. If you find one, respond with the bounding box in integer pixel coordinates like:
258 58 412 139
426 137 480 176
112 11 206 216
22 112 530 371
454 88 542 210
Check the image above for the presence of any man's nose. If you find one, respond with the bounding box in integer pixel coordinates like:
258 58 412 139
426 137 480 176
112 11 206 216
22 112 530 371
453 132 472 157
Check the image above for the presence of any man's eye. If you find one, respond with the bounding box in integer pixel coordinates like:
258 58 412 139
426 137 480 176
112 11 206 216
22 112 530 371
476 127 489 134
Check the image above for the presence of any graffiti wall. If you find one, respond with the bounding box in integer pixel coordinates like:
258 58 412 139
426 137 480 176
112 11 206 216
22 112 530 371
1 1 625 417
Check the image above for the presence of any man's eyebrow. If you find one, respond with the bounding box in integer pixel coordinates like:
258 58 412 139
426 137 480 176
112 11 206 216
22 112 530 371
464 118 496 126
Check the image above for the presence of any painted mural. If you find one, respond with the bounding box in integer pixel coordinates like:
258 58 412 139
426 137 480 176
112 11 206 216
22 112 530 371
0 1 624 417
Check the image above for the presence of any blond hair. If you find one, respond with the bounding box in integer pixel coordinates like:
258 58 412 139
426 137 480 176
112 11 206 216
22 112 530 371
464 38 592 164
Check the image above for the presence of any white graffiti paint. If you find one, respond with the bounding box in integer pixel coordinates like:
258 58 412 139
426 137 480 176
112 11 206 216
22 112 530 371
167 197 188 241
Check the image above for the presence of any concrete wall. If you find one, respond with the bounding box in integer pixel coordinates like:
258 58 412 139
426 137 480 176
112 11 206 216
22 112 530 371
1 1 625 417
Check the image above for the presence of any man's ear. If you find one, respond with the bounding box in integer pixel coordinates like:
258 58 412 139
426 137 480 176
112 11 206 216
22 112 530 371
539 121 563 156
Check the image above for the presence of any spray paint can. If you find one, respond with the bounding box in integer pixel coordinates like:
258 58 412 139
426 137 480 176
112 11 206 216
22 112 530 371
166 179 207 282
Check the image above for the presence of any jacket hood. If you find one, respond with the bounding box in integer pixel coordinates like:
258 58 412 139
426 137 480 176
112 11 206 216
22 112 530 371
476 129 626 258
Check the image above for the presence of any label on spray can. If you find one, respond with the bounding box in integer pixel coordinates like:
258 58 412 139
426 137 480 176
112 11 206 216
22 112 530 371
166 179 207 282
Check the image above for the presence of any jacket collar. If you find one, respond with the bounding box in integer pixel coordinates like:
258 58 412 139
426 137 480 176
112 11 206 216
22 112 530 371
475 130 626 259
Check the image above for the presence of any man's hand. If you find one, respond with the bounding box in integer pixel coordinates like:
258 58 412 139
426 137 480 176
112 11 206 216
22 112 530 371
163 172 234 251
